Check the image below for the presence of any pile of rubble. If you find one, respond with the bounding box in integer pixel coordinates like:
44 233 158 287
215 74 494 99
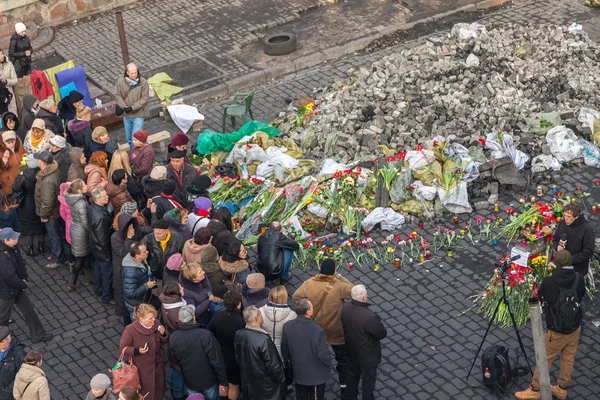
281 23 600 163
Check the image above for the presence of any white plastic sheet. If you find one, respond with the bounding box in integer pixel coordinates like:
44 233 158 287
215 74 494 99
531 154 562 173
578 139 600 168
545 126 583 163
167 105 205 134
307 203 329 218
405 150 435 170
411 181 437 201
318 159 351 178
578 108 600 135
436 181 472 214
361 207 405 232
485 132 529 170
265 147 299 169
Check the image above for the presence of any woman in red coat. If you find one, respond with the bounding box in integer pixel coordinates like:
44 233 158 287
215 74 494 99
119 303 168 400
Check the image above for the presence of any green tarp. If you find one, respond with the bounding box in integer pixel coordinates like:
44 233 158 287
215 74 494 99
196 121 280 155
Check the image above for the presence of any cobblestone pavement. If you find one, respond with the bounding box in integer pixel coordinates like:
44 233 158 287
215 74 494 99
9 0 600 399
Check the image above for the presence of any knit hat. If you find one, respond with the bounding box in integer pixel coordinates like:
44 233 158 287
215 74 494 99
32 118 45 129
194 197 212 212
50 135 66 148
69 91 84 104
34 150 53 164
200 245 218 263
553 250 572 268
90 373 111 390
149 166 167 180
120 202 137 216
166 253 183 271
92 126 108 141
14 23 26 34
163 180 176 195
186 393 205 400
171 133 189 147
246 273 265 290
0 326 9 341
212 284 228 299
152 219 170 229
320 259 336 276
133 130 148 143
179 304 196 323
170 149 186 159
1 131 16 142
26 154 38 169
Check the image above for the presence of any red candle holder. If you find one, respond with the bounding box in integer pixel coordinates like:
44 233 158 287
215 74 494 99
453 216 459 225
394 258 401 268
425 250 431 259
592 206 597 215
418 220 424 229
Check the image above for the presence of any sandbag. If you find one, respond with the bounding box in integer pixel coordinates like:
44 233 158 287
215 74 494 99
594 118 600 146
389 169 413 204
405 150 435 170
545 126 583 163
531 154 561 173
390 199 424 216
436 181 472 214
361 207 405 232
485 132 529 170
413 165 437 186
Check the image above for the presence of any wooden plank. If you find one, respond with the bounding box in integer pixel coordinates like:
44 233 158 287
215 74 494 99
118 130 171 150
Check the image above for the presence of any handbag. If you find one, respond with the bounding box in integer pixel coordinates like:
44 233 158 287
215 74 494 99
111 348 141 393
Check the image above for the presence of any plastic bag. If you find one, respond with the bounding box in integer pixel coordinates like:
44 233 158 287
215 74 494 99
579 108 600 135
265 147 299 169
545 126 583 163
531 154 561 173
405 150 435 170
215 163 238 178
283 215 310 240
167 105 205 134
361 207 405 232
519 112 562 135
389 169 413 204
578 139 600 168
451 23 486 42
485 132 529 170
318 159 350 178
307 203 329 218
196 121 280 155
436 181 472 214
412 181 437 201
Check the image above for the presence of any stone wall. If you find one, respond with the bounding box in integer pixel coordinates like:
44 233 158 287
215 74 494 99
1 0 137 26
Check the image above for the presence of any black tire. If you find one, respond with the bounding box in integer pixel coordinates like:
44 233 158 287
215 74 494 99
262 33 297 56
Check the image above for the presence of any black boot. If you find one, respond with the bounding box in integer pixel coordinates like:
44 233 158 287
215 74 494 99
24 246 35 257
37 242 45 255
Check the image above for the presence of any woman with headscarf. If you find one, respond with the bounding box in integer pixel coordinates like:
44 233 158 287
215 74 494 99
163 207 192 241
36 99 64 136
19 94 37 132
8 22 32 78
88 126 118 161
67 105 92 148
1 112 27 142
130 130 154 180
0 129 25 194
67 147 87 183
23 118 54 154
85 151 109 194
11 154 45 256
0 49 18 116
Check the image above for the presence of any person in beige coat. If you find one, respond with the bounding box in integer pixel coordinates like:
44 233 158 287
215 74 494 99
115 63 149 150
85 151 109 194
13 350 50 400
292 258 354 398
0 49 18 115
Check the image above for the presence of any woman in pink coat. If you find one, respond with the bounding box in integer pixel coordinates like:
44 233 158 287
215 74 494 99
58 182 72 245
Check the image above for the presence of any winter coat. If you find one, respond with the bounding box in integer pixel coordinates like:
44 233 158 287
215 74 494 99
57 97 77 123
131 144 154 179
141 230 184 280
0 208 21 232
141 175 164 199
150 195 179 221
0 60 17 114
122 253 152 308
168 323 228 391
159 293 187 335
208 220 234 256
181 239 209 264
88 202 113 262
119 319 168 400
187 213 210 236
67 147 87 183
164 214 192 241
65 192 90 257
219 258 250 285
166 163 198 207
281 317 333 386
34 161 61 219
341 300 387 368
0 135 24 195
115 76 149 119
12 364 49 400
241 284 269 310
20 95 37 133
210 295 226 317
84 164 108 194
8 33 32 78
292 274 354 345
207 309 245 385
0 241 28 300
0 340 26 400
11 169 44 236
178 274 213 326
539 266 587 333
162 267 180 286
52 145 72 183
200 247 227 287
23 129 55 155
66 119 91 150
260 303 297 357
234 327 286 400
84 389 116 400
36 109 63 136
57 182 72 244
1 112 27 143
112 214 140 317
104 181 133 214
552 214 596 275
257 228 300 279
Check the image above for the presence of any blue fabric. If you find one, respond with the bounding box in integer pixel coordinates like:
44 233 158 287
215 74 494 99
58 81 77 99
0 208 22 232
282 249 294 280
122 264 150 307
55 66 93 107
45 217 65 263
187 384 217 400
169 369 186 398
0 343 10 363
125 304 134 322
94 260 113 303
123 117 145 149
209 301 226 317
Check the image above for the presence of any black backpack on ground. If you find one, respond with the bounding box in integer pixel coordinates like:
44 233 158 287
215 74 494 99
550 273 582 334
481 345 512 390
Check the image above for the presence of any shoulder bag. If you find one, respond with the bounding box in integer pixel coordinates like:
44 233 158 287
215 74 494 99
111 348 141 393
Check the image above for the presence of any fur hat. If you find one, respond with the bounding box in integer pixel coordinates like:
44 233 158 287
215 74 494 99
163 180 177 195
69 91 84 104
553 250 572 268
320 259 336 275
246 273 265 290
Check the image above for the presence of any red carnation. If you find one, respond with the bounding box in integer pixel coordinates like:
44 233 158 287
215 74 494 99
478 138 486 146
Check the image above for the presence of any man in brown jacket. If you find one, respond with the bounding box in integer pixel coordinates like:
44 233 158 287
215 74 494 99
115 63 149 150
293 258 354 399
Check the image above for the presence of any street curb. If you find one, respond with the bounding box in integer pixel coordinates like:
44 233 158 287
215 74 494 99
153 0 513 116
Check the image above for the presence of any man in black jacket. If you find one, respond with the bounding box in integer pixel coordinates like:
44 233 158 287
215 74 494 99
281 299 333 400
341 285 387 400
168 305 228 400
235 306 286 400
553 203 595 276
257 221 300 284
0 326 27 400
149 180 181 220
0 228 52 344
515 251 586 400
166 149 198 207
89 188 114 304
141 219 185 281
